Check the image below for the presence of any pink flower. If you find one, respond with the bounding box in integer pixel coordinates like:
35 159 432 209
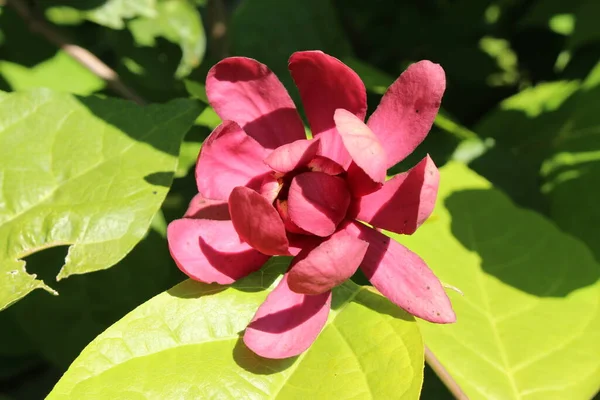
167 51 455 359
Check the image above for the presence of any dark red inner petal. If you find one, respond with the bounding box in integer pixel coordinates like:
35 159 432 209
287 172 351 237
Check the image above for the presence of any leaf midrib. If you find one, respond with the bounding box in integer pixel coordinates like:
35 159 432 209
466 213 522 399
267 283 366 400
62 284 370 399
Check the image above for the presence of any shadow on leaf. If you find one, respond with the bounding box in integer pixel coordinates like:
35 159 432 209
332 284 414 322
75 95 201 157
232 337 297 375
144 171 175 187
446 189 600 296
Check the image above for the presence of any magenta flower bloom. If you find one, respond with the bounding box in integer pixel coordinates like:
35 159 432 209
167 51 455 359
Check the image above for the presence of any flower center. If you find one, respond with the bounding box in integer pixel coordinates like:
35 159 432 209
270 158 351 237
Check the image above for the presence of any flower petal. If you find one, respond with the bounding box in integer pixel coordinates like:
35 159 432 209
229 186 290 255
289 51 367 167
275 200 309 235
334 108 386 196
288 227 369 294
334 109 386 181
196 121 270 200
356 155 439 235
287 233 322 256
206 57 306 149
346 221 455 323
307 155 345 176
367 61 445 168
264 138 320 173
184 193 230 220
167 218 269 284
244 274 331 359
258 173 282 204
287 172 351 237
345 163 383 197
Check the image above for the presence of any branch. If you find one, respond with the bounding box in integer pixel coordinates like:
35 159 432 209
425 346 469 400
6 0 146 105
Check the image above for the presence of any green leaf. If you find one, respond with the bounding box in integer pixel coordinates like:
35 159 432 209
48 259 424 399
541 64 600 259
129 0 206 78
231 0 352 91
0 89 201 310
175 80 221 178
0 51 104 95
472 79 579 211
184 80 221 129
520 0 600 49
9 226 184 368
175 140 201 178
397 162 600 399
475 63 600 260
519 0 581 33
45 0 157 29
568 0 600 49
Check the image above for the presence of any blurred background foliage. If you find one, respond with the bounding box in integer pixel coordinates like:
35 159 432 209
0 0 599 398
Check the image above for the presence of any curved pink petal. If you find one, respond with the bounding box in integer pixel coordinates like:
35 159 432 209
289 51 367 167
346 221 455 323
196 121 270 200
356 155 439 235
167 218 269 284
259 173 282 204
206 57 306 149
288 228 369 295
229 186 290 256
287 233 322 256
346 163 383 197
334 109 386 181
244 274 331 359
275 200 309 235
367 61 445 168
184 193 230 220
264 138 320 173
287 172 351 237
334 108 386 196
307 155 345 176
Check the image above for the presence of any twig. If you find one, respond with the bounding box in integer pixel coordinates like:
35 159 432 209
425 346 469 400
6 0 146 105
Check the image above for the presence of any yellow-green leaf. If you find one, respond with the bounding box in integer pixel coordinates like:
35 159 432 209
48 259 424 399
0 89 201 310
397 162 600 399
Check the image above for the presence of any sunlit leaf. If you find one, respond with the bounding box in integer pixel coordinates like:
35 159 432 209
475 63 600 260
520 0 600 49
183 80 221 130
129 0 206 78
0 52 104 95
0 89 201 310
8 225 183 368
48 259 424 399
396 162 600 399
45 0 157 29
